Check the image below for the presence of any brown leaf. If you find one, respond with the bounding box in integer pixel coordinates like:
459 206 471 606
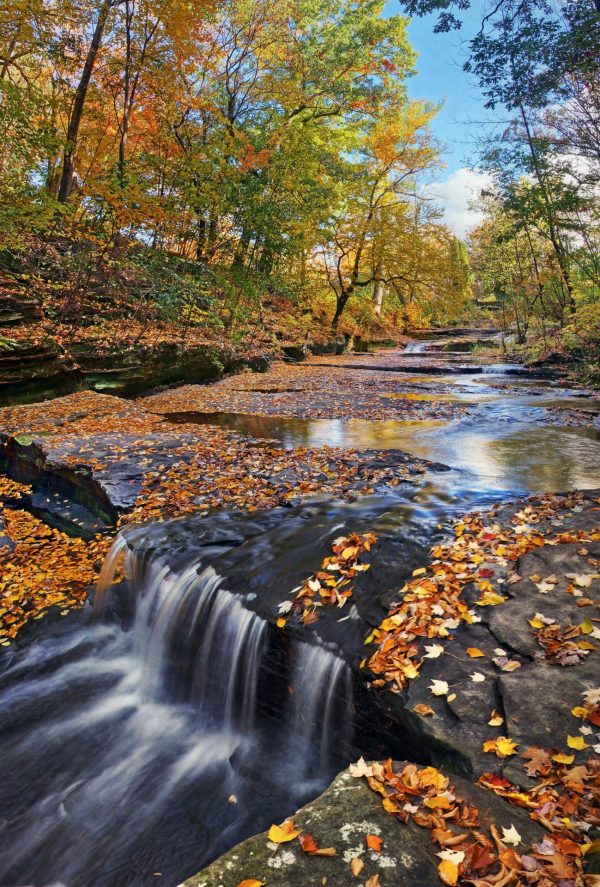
350 857 365 877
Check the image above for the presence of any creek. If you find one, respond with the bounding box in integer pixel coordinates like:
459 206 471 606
1 339 599 886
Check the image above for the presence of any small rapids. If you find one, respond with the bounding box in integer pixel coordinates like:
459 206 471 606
0 536 356 887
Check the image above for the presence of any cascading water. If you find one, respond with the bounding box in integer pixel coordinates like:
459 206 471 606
289 643 354 773
0 532 357 887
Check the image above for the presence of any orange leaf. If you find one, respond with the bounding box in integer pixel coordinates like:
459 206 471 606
299 834 319 853
366 834 383 852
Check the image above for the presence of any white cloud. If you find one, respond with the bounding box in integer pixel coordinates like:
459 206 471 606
427 168 493 239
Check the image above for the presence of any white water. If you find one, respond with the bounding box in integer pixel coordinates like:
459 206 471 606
0 534 356 886
290 642 354 772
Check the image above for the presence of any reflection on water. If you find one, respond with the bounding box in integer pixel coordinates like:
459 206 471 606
167 387 600 495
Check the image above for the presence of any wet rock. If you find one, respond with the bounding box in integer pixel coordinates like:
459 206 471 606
184 763 544 887
368 493 600 784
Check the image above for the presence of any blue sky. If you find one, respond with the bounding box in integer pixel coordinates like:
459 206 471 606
383 2 505 236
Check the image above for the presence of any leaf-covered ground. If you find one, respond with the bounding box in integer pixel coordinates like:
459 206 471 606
0 390 431 641
140 359 471 422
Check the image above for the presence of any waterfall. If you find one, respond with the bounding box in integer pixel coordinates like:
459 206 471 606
403 341 427 353
0 527 358 886
95 534 268 732
289 642 354 771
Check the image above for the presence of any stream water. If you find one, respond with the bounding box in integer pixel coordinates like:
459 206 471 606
1 339 599 887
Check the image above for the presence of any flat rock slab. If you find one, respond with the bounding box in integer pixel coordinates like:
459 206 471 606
369 492 600 783
184 763 544 887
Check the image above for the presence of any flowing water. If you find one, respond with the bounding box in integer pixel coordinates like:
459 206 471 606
1 337 600 886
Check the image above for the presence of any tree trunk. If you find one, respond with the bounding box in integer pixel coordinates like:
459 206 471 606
57 0 112 203
332 289 351 329
372 279 384 316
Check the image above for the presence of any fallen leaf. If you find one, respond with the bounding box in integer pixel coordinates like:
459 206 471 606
349 757 373 778
424 643 444 659
237 881 265 887
467 647 485 658
437 849 465 865
429 679 449 696
268 820 301 843
414 703 435 717
552 752 575 765
501 825 522 846
438 858 459 885
365 876 381 887
567 735 588 750
470 672 486 682
488 710 504 726
350 857 364 876
299 834 319 853
366 834 383 852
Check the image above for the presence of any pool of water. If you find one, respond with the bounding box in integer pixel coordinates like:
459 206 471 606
166 372 600 494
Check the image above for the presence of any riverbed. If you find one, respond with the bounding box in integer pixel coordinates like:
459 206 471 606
0 335 599 886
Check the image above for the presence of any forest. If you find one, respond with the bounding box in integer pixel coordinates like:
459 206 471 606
1 3 600 887
0 0 596 376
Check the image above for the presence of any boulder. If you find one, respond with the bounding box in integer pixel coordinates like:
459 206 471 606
184 762 544 887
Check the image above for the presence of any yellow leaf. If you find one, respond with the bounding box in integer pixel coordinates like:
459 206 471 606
237 881 265 887
578 640 595 650
496 737 518 757
402 661 419 679
567 735 589 751
476 591 508 606
412 567 427 576
383 796 402 813
579 619 594 635
268 820 301 843
582 837 600 856
571 707 589 719
425 795 451 810
276 616 286 628
467 647 485 658
529 617 544 629
552 752 575 765
438 858 459 886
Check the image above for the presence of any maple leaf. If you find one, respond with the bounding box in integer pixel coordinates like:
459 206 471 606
349 757 373 778
501 825 522 846
520 746 551 776
429 679 449 696
552 752 575 765
483 736 518 758
268 819 301 843
583 688 600 707
470 672 486 682
424 643 444 658
566 735 588 750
